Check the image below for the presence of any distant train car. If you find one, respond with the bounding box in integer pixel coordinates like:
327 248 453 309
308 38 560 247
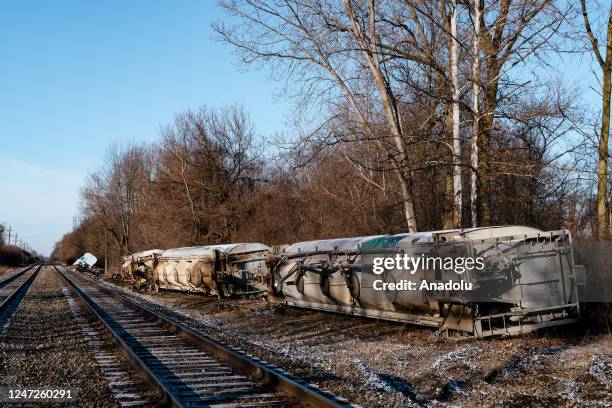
123 243 270 298
267 226 581 337
74 252 98 271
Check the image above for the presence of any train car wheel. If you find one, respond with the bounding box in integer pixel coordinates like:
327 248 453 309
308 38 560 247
345 272 360 301
319 272 330 297
296 272 305 294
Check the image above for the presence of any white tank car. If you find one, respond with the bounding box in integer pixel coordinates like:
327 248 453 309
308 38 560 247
269 226 580 337
74 252 98 270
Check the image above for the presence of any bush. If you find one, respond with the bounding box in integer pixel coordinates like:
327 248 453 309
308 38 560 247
0 245 35 267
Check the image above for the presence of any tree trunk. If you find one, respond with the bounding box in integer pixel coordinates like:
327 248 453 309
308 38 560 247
598 5 612 240
450 0 462 228
443 171 455 229
479 63 500 226
398 169 418 232
470 0 481 228
343 0 418 231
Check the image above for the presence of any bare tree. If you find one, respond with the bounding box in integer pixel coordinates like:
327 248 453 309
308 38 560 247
215 0 575 230
82 143 152 257
469 0 482 227
154 105 264 243
215 0 420 230
449 0 463 226
474 0 574 224
581 0 612 240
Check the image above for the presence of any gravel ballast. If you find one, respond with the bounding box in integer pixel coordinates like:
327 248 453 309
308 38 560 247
0 266 118 407
94 274 612 408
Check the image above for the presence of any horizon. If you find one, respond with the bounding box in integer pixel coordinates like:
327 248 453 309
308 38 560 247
0 1 290 256
0 1 603 256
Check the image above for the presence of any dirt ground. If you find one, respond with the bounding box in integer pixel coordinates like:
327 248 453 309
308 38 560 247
97 275 612 408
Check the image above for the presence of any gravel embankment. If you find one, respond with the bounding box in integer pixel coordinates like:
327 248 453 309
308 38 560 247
96 274 612 408
0 267 117 407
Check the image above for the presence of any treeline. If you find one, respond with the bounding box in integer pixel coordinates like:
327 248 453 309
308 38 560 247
52 0 611 272
0 241 38 267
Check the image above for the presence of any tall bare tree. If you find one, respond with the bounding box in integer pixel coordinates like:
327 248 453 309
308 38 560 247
215 0 420 230
469 0 482 227
449 0 463 226
475 0 573 224
82 143 152 257
154 106 264 243
581 0 612 240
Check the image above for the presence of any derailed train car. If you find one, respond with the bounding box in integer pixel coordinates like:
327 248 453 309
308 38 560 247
122 249 163 287
267 226 581 337
123 243 270 297
120 226 581 337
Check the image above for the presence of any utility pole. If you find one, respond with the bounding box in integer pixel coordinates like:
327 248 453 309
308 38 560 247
8 227 12 246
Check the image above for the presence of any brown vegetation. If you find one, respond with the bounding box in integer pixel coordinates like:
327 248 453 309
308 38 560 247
0 245 37 267
52 1 610 278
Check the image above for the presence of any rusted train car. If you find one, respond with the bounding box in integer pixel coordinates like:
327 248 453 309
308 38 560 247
122 249 163 285
122 243 269 297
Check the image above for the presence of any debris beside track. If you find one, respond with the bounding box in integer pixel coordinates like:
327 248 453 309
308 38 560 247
94 274 612 407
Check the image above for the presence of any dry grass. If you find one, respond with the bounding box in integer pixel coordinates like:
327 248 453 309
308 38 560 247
0 266 9 276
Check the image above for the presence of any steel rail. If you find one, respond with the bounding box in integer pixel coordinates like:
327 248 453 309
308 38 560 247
0 263 42 318
0 263 37 288
55 265 350 408
55 265 183 407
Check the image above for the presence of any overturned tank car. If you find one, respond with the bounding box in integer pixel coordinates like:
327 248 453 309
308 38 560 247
124 243 270 298
74 252 98 271
122 249 163 288
268 226 581 337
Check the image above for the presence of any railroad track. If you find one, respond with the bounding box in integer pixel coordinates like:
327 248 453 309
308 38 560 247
54 265 353 408
0 263 37 289
0 263 42 330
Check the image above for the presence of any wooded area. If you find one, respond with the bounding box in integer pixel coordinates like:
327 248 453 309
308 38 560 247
52 0 612 272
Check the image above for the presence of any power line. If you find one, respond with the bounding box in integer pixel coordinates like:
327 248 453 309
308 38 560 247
1 225 34 254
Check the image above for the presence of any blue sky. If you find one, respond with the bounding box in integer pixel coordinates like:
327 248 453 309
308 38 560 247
0 1 289 255
0 1 602 256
